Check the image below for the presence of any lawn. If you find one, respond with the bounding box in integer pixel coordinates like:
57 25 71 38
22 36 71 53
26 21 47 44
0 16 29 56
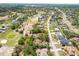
55 44 62 48
51 34 58 42
50 23 54 32
0 29 22 47
27 19 38 24
0 20 12 27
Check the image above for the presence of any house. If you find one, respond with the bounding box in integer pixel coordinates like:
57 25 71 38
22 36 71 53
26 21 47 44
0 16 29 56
0 26 9 33
57 32 69 46
0 30 3 33
54 28 59 32
36 48 48 56
12 20 20 24
60 38 69 46
22 22 33 37
65 46 75 56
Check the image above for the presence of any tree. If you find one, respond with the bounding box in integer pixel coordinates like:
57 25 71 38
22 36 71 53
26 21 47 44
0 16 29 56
18 37 25 45
44 32 49 42
24 46 37 56
13 45 22 56
0 44 2 48
38 33 49 42
24 36 37 56
12 52 18 56
11 23 20 29
24 47 31 55
32 27 43 33
47 50 54 56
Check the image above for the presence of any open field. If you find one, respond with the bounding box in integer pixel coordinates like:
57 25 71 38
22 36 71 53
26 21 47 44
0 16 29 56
0 29 22 46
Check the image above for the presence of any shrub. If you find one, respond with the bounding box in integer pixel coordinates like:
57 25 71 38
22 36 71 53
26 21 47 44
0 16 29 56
18 37 25 45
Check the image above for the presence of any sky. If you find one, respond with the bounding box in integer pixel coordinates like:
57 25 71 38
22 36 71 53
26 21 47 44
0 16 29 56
0 0 79 4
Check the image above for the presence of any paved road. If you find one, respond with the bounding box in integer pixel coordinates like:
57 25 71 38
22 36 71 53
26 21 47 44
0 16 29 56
55 7 79 34
47 15 59 56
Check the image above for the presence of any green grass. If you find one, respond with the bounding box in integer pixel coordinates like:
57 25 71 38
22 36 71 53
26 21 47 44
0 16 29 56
51 34 58 42
0 29 22 47
47 50 55 56
50 24 54 30
58 25 63 32
50 23 54 32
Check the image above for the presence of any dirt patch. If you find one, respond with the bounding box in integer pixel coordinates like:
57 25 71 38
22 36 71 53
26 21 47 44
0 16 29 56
0 39 7 44
0 45 14 56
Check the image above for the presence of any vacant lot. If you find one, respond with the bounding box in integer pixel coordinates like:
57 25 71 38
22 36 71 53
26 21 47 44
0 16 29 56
0 29 22 47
